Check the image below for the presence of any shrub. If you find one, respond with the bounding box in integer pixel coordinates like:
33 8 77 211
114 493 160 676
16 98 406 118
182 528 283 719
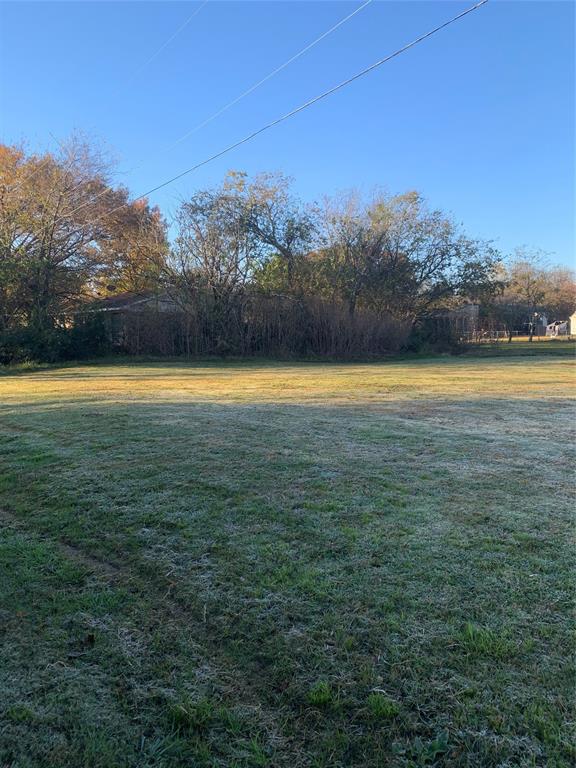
0 328 67 364
65 314 110 360
406 317 465 354
0 315 110 365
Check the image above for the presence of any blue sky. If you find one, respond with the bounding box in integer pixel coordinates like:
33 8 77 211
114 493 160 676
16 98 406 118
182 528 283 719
1 1 574 265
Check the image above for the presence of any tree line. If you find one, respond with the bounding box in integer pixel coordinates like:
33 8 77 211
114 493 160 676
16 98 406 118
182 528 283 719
1 140 574 361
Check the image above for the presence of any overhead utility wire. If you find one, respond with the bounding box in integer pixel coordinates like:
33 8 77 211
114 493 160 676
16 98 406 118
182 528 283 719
8 1 209 193
36 0 374 216
41 0 490 234
162 0 373 152
120 0 210 90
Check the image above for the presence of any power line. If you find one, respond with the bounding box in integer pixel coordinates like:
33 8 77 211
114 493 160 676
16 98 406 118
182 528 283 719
35 0 489 236
96 0 490 215
7 1 209 193
162 0 373 153
119 0 209 92
42 0 374 215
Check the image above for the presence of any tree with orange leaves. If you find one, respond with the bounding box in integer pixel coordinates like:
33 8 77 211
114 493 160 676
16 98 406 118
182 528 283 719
0 139 168 333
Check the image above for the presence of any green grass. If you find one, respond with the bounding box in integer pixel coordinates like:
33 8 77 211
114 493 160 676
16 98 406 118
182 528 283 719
0 355 574 767
468 338 575 357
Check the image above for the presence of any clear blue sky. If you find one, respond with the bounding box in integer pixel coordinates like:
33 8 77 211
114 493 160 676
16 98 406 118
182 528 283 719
1 1 574 265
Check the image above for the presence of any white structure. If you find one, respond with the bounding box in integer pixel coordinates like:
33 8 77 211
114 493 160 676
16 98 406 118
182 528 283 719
546 320 568 337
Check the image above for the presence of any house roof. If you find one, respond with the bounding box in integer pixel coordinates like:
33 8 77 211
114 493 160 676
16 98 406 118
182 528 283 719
87 291 158 312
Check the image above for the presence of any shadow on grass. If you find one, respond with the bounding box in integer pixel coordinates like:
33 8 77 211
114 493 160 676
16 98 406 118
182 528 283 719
0 389 574 767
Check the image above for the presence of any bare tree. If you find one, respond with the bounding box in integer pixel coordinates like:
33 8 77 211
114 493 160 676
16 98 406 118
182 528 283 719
544 266 576 320
171 182 265 351
486 249 576 341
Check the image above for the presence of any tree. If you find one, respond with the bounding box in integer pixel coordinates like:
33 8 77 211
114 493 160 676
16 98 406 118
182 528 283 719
171 181 266 349
481 250 576 341
542 266 576 321
312 190 500 320
95 199 168 295
231 171 317 293
0 139 103 330
483 294 531 342
0 139 168 333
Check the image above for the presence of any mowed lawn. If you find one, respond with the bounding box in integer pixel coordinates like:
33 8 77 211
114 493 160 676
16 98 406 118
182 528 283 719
0 354 574 768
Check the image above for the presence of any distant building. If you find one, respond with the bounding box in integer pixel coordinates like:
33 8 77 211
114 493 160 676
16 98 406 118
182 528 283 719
570 311 576 337
81 291 180 345
546 320 569 337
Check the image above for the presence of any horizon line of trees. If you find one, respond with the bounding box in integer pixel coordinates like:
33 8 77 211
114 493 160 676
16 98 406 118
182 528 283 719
1 139 574 362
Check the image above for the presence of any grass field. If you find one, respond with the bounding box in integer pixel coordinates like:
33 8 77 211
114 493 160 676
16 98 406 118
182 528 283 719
0 354 574 767
469 339 574 357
